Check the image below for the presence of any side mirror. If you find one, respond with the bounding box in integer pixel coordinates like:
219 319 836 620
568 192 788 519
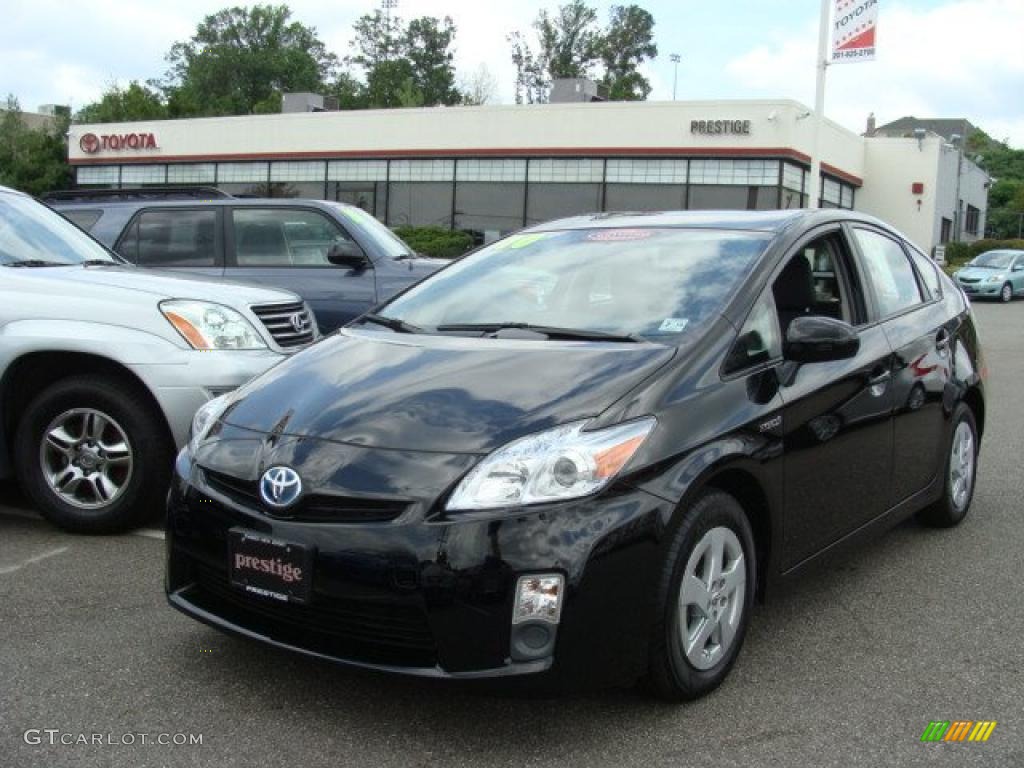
783 316 860 364
327 241 368 269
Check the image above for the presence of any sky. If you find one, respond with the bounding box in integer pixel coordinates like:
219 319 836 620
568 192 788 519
2 0 1022 146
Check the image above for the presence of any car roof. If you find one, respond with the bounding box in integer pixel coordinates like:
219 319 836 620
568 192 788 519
51 197 347 211
526 208 886 234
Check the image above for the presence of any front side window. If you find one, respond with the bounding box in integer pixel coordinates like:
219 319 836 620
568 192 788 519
853 228 922 318
233 208 356 266
724 291 781 374
126 209 218 268
378 228 770 343
0 193 117 266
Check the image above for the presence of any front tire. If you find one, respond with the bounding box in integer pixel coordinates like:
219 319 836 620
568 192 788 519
14 375 173 534
917 402 978 528
1000 282 1013 303
646 490 756 701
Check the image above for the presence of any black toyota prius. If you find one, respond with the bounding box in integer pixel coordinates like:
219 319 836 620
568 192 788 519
166 209 985 700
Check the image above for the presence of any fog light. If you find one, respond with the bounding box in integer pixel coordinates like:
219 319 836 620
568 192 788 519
513 574 564 625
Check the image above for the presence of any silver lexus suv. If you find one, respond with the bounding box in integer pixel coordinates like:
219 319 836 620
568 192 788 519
0 185 318 532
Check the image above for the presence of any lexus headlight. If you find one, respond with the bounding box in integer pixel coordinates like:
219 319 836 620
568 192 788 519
446 418 656 511
189 393 231 453
161 300 266 350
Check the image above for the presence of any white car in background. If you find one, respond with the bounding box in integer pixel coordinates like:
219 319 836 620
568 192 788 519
0 186 318 533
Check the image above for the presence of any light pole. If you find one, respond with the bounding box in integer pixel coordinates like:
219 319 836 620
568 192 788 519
669 54 681 100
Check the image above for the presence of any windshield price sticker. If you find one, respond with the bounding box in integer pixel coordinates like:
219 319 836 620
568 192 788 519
659 317 689 333
586 229 654 242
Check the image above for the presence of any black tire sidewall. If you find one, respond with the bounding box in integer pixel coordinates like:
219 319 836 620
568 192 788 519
14 376 171 533
1002 283 1013 303
920 403 978 528
651 490 757 700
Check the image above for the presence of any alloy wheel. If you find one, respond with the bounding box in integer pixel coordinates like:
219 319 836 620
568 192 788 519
1002 283 1013 302
39 408 134 510
949 420 975 512
677 526 746 671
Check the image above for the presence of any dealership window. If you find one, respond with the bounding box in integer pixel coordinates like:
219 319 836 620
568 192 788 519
528 158 604 184
117 209 218 268
820 178 842 208
689 159 779 186
328 161 388 217
526 183 603 225
965 204 980 235
605 184 685 211
688 185 778 210
120 165 166 185
455 182 527 238
76 166 119 187
606 159 687 184
267 161 326 199
388 182 454 228
217 162 269 182
457 158 527 183
167 164 216 184
840 184 854 209
232 208 355 266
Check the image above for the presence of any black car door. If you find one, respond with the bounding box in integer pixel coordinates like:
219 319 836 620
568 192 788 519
225 206 378 333
774 225 896 569
849 226 952 506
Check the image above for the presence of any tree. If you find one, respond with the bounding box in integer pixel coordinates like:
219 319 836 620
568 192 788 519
0 97 71 196
508 2 657 103
459 64 499 106
76 81 167 123
163 4 337 116
348 10 460 108
599 5 657 101
965 129 1024 237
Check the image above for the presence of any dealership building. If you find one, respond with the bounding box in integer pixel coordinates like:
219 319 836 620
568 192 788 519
67 98 988 254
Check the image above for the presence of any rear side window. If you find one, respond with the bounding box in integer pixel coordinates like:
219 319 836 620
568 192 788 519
60 209 102 232
232 208 358 267
908 247 942 299
853 228 922 317
117 209 218 267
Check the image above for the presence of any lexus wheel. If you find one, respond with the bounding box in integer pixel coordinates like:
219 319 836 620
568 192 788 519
14 375 173 533
646 490 756 701
918 402 978 528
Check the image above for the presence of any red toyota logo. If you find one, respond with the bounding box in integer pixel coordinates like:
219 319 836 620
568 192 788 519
79 133 100 154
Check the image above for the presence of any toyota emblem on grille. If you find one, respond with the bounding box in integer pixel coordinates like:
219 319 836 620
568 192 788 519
259 466 302 508
289 312 309 334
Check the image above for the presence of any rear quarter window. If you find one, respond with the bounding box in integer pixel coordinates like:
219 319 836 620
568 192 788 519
59 209 103 232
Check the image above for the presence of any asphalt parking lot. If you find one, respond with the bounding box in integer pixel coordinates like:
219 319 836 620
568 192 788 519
1 300 1021 768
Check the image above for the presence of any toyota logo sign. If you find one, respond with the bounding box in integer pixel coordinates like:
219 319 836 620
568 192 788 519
259 466 302 509
79 133 100 154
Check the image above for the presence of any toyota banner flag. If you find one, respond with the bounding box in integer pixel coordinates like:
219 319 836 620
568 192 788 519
832 0 878 62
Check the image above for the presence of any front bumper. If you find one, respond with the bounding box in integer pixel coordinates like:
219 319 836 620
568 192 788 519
165 452 670 686
131 350 288 448
956 280 1001 298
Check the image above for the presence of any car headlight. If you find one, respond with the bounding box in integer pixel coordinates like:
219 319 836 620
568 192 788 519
446 417 656 511
986 275 1004 283
189 393 232 453
160 300 267 350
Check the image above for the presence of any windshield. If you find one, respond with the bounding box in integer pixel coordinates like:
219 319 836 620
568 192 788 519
329 203 412 259
377 228 770 342
971 251 1018 269
0 193 119 266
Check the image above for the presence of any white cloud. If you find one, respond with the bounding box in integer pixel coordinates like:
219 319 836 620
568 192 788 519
725 0 1024 145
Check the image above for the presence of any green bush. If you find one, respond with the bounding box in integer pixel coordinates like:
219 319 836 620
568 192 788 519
943 241 971 265
392 226 474 259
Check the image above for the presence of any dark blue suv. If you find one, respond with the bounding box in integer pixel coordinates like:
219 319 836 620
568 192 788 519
52 193 446 333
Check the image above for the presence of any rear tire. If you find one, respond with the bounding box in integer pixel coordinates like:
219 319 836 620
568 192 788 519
646 490 756 701
917 402 978 528
14 375 172 534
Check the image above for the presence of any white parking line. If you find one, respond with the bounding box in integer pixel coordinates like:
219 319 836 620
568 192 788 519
0 545 69 574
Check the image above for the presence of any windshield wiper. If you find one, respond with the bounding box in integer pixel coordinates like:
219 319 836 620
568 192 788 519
80 259 120 267
435 322 642 343
3 259 67 268
359 313 423 334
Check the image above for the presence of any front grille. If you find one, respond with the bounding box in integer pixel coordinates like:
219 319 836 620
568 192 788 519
251 301 315 349
958 277 981 284
188 562 437 668
203 468 409 523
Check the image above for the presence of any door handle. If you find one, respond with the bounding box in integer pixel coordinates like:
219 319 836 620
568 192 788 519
868 369 891 386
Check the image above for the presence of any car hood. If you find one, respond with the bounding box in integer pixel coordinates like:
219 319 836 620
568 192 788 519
956 266 1006 281
219 328 676 454
31 264 298 305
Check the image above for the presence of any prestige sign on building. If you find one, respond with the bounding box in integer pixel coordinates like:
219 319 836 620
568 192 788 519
832 0 879 62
